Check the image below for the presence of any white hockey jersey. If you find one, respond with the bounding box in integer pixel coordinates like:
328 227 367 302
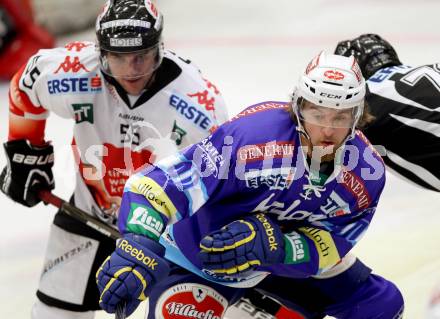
9 41 228 226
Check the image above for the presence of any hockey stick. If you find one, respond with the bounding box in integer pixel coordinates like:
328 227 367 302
115 303 127 319
38 190 127 318
38 189 121 240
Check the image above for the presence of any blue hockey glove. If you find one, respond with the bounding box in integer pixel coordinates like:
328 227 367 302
198 213 285 276
96 233 170 316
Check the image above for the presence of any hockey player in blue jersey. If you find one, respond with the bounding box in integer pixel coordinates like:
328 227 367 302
95 52 404 318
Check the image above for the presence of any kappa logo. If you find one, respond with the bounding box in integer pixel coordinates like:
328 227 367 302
203 78 220 94
55 56 90 73
65 42 92 52
188 90 216 111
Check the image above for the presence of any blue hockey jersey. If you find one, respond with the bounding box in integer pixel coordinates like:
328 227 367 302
118 101 386 287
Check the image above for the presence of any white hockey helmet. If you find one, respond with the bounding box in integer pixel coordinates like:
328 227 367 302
292 51 366 138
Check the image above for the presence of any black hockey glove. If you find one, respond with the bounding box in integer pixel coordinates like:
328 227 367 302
0 140 55 207
334 33 402 79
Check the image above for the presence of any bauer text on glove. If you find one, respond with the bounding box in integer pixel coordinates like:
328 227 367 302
0 139 54 207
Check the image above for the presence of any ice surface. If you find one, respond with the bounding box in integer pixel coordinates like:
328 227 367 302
1 1 440 318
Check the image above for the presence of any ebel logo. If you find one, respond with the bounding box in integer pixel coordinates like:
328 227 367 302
188 90 216 111
47 74 102 95
244 167 294 190
72 103 93 124
110 37 142 47
65 42 92 52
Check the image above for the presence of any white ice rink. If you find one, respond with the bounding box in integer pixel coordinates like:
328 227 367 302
2 1 440 318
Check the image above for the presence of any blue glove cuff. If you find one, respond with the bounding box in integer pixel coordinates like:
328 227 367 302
116 233 170 279
247 213 285 264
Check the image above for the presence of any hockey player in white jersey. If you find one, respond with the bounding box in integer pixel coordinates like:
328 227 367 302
0 1 228 318
335 33 440 319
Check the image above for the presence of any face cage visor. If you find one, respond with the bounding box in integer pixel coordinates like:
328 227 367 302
99 43 163 80
296 98 363 129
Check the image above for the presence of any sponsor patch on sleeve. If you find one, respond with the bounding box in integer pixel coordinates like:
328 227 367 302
299 227 340 273
130 176 178 219
283 231 310 264
127 203 164 240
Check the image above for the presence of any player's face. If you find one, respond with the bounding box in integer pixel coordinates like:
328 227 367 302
105 48 159 95
300 101 352 160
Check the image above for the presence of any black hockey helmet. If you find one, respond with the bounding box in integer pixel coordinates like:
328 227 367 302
95 0 164 79
96 0 163 53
